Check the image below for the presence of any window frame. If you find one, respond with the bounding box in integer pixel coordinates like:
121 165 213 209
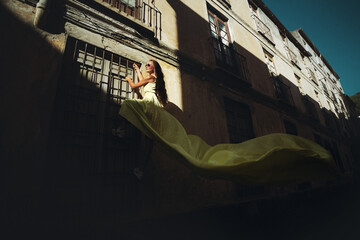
208 9 236 68
263 50 277 76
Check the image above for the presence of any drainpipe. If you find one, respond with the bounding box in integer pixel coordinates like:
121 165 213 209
34 0 50 28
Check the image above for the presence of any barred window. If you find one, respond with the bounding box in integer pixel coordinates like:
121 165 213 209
70 38 140 104
208 10 233 67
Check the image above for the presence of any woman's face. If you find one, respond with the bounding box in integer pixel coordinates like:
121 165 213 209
145 61 155 74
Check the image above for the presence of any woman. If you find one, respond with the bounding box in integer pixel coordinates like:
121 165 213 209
125 60 167 107
119 60 341 185
118 60 167 179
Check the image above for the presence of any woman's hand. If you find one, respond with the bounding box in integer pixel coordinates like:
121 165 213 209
125 76 132 82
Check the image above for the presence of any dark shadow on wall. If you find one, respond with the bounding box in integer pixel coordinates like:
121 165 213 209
0 2 64 228
1 0 360 237
0 2 143 230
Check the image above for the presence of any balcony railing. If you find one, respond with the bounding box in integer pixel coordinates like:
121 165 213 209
251 14 273 43
306 67 317 84
209 37 250 83
320 80 330 98
284 45 299 66
99 0 162 38
272 75 294 105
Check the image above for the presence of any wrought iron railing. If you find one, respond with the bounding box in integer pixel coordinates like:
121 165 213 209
209 37 250 83
100 0 162 38
306 67 317 84
251 14 273 42
272 75 294 105
320 80 329 98
284 45 299 66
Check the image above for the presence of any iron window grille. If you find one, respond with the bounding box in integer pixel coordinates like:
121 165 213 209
47 37 143 218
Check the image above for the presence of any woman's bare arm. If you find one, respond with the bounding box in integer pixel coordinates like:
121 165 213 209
133 63 144 81
125 75 155 89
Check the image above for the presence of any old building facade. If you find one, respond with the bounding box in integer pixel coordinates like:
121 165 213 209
1 0 357 226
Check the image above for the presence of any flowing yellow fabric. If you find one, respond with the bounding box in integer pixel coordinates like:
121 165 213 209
119 99 341 185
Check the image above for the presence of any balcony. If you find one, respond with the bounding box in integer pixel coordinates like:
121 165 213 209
209 37 250 83
97 0 162 38
251 14 273 43
284 45 299 67
271 75 294 106
306 67 317 85
320 80 330 98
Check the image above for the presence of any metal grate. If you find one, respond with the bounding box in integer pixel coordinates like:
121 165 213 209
46 37 142 220
72 38 139 104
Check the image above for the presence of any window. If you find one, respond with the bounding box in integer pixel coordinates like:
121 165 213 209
99 0 162 38
307 67 317 85
224 98 254 143
272 76 294 105
283 120 298 135
208 10 233 67
322 82 329 97
263 50 276 75
47 37 142 209
295 74 303 94
314 90 322 107
102 0 138 17
332 91 338 105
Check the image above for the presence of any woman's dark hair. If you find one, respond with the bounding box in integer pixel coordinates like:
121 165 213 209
151 60 168 106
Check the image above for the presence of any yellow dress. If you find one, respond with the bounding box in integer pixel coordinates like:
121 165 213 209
119 100 341 185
